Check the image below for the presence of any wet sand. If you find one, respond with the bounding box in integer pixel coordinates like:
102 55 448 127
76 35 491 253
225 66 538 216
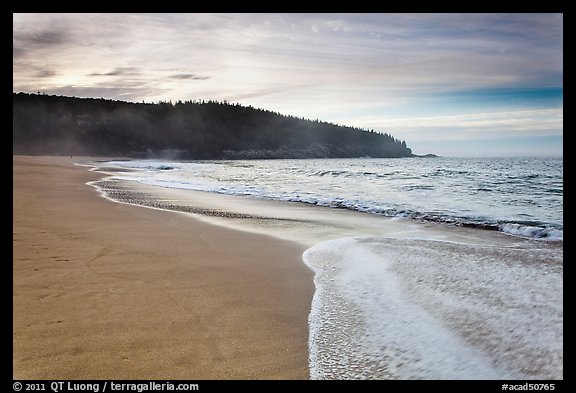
13 155 314 379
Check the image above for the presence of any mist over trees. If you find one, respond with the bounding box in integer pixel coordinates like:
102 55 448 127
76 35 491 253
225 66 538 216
13 92 414 159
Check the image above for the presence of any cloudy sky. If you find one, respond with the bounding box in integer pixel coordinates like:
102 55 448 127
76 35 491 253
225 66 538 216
13 13 563 157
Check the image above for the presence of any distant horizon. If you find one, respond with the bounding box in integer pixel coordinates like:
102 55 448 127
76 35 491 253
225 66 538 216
13 13 562 157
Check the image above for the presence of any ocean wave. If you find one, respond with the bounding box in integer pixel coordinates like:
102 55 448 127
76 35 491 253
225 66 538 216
499 223 563 241
127 175 564 241
106 160 177 171
98 158 563 242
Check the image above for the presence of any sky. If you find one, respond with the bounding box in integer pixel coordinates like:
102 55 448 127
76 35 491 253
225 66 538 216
13 13 563 157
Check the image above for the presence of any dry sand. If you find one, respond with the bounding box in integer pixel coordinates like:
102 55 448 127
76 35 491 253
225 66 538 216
13 155 314 380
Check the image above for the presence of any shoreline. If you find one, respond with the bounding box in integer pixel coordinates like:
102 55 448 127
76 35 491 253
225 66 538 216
85 158 562 379
13 155 314 379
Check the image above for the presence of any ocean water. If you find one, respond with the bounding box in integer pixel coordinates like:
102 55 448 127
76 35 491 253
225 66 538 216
96 157 562 240
85 157 563 380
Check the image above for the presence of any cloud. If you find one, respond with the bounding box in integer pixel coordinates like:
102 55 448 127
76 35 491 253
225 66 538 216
14 29 68 46
45 85 169 101
13 46 26 59
371 109 563 142
34 69 57 78
13 14 562 99
88 67 140 77
168 74 210 80
13 27 69 64
13 14 74 58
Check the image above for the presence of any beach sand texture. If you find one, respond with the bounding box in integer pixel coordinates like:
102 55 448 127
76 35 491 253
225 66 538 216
13 155 314 379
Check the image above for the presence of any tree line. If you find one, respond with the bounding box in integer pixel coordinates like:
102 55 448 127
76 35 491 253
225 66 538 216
13 92 414 159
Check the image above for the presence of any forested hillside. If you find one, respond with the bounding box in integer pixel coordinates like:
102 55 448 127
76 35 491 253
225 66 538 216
13 93 414 159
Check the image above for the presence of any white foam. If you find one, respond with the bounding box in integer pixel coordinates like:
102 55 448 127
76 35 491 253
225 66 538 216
105 160 179 171
500 223 563 241
303 237 563 380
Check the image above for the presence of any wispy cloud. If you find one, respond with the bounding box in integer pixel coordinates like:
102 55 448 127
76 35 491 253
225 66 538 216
168 74 210 80
34 69 57 78
88 67 140 77
14 28 68 46
45 85 170 101
367 109 563 141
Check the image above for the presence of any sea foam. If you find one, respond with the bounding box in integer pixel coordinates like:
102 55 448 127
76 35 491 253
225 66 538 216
303 237 563 380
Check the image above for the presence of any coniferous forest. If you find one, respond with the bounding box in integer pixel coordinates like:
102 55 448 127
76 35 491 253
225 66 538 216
13 92 414 159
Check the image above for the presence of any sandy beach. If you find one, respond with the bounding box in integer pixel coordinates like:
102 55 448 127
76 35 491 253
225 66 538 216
13 155 314 379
